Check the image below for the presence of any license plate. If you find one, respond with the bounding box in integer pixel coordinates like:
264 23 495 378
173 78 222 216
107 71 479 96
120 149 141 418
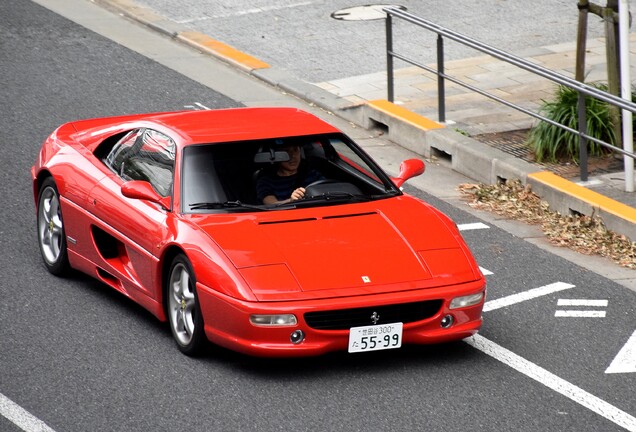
348 322 403 353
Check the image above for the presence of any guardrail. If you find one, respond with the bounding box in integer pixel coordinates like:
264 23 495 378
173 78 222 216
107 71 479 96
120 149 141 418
384 6 636 189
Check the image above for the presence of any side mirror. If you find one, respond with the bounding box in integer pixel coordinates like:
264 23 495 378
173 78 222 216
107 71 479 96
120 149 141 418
391 159 425 188
121 180 171 210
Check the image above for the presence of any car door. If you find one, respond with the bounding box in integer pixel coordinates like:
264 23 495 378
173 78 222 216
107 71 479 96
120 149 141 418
87 128 175 298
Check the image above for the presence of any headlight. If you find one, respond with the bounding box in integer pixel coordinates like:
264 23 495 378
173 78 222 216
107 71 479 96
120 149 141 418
449 292 484 309
250 314 298 326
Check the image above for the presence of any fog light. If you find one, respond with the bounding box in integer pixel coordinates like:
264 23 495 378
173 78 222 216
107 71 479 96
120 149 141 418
440 314 454 328
450 292 484 309
250 314 297 326
290 330 305 344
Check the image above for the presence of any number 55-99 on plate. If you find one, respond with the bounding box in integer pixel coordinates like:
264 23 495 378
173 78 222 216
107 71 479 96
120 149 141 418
348 322 403 353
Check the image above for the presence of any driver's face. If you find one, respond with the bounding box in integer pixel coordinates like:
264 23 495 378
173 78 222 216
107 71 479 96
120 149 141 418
281 145 301 171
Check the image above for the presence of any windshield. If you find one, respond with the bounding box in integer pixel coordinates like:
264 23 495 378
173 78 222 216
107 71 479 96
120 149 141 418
181 133 400 214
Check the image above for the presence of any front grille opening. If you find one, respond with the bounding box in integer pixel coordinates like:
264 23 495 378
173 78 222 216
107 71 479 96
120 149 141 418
304 300 443 330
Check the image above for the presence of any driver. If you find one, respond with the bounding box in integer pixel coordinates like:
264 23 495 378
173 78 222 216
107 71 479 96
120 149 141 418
256 144 323 205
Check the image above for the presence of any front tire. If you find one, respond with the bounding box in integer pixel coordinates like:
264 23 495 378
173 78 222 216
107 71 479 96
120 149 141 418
167 254 206 356
37 177 70 276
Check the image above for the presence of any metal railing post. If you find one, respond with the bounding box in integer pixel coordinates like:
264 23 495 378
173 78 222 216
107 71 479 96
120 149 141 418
386 13 394 103
382 6 636 184
437 34 446 123
577 91 589 182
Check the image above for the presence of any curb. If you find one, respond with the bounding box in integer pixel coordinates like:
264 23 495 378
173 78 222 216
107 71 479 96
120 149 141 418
176 31 270 71
97 0 635 242
529 172 636 240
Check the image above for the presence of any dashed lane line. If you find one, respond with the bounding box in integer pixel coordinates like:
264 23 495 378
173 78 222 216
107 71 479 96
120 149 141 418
457 222 490 231
482 282 575 312
557 299 609 307
0 393 56 432
480 266 493 276
555 310 607 318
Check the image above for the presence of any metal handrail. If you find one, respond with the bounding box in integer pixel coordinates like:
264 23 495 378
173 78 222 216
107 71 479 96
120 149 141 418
384 6 636 184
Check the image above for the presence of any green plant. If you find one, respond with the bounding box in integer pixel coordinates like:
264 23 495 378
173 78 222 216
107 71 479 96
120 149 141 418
527 83 616 163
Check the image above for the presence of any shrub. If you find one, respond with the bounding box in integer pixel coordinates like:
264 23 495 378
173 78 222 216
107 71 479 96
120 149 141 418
527 83 616 163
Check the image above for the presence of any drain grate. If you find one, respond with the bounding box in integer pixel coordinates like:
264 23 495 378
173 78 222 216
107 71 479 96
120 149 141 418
331 5 406 21
473 130 531 160
473 129 622 178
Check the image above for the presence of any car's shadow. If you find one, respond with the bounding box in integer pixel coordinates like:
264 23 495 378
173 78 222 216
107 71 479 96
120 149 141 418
59 268 175 335
199 337 480 380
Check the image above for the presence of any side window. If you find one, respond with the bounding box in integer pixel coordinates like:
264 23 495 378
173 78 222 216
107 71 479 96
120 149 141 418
105 129 176 197
105 130 142 175
329 138 382 184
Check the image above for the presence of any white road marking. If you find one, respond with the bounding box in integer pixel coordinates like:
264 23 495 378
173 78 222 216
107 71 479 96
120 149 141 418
482 282 575 312
456 223 489 274
606 330 636 374
557 299 608 307
479 266 493 276
466 334 636 431
176 2 314 22
0 393 56 432
555 310 606 318
555 299 608 318
184 102 210 111
457 222 489 231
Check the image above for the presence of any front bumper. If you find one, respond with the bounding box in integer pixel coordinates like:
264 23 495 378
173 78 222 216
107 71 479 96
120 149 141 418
196 279 485 357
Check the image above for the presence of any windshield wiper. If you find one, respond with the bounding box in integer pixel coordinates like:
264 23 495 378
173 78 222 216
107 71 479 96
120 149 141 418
189 200 267 211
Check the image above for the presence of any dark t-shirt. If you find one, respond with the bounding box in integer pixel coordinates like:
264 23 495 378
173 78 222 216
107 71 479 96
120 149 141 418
256 168 323 202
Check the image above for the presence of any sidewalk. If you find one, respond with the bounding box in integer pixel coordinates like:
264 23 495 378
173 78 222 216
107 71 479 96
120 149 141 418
94 0 636 242
318 36 636 136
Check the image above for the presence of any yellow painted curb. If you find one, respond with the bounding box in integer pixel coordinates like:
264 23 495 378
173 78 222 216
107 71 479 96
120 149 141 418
368 99 445 131
178 31 270 71
528 171 636 223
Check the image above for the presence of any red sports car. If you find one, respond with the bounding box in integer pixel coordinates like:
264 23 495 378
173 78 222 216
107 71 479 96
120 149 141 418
32 107 485 357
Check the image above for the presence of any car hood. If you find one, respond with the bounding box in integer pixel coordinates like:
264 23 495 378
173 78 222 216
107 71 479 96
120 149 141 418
191 197 481 300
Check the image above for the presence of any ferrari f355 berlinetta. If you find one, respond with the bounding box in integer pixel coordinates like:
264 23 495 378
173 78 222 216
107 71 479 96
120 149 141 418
32 107 485 357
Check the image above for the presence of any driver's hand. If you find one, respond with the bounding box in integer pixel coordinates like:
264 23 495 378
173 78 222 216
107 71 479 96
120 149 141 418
290 187 305 201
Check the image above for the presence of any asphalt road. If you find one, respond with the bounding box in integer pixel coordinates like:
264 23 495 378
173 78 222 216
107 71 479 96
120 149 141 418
1 1 635 431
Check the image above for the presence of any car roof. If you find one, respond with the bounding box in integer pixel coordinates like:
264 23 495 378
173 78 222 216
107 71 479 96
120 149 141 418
66 107 343 153
142 107 340 145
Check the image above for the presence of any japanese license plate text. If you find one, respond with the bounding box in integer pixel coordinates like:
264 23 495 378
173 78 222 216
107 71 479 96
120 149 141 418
348 322 403 353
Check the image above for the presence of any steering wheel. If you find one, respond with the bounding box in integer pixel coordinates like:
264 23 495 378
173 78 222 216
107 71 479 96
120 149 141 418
303 179 338 198
306 179 337 188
